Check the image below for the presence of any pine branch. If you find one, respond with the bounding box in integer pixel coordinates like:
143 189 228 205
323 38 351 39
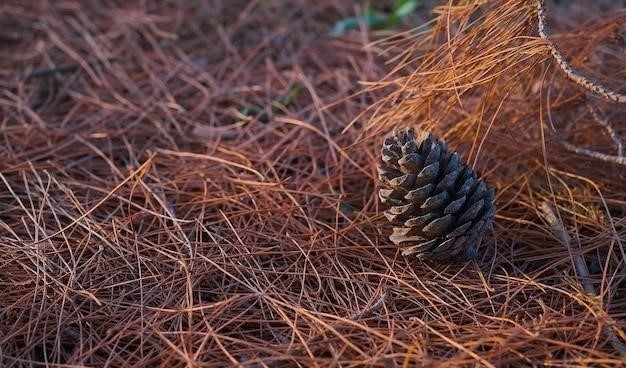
536 0 626 103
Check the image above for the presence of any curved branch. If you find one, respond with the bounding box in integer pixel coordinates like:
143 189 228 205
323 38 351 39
536 0 626 103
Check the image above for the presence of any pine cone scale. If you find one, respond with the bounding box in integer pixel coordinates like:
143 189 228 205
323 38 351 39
420 191 450 211
422 214 453 237
398 153 425 172
444 196 466 214
446 221 472 238
404 213 436 228
405 184 433 202
417 162 439 180
458 199 485 223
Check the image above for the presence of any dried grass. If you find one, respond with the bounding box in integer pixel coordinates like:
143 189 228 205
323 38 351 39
1 0 625 367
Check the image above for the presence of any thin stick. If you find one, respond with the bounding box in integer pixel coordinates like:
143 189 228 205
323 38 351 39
539 202 626 356
536 0 626 104
559 139 626 166
539 202 595 295
587 105 624 157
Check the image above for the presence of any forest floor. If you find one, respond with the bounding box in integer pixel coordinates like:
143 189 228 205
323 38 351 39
1 0 625 366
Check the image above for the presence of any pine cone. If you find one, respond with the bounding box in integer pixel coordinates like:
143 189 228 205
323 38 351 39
378 128 495 260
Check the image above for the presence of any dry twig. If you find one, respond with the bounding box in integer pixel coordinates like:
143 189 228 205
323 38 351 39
587 105 624 157
536 0 626 103
559 139 626 166
539 202 626 357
